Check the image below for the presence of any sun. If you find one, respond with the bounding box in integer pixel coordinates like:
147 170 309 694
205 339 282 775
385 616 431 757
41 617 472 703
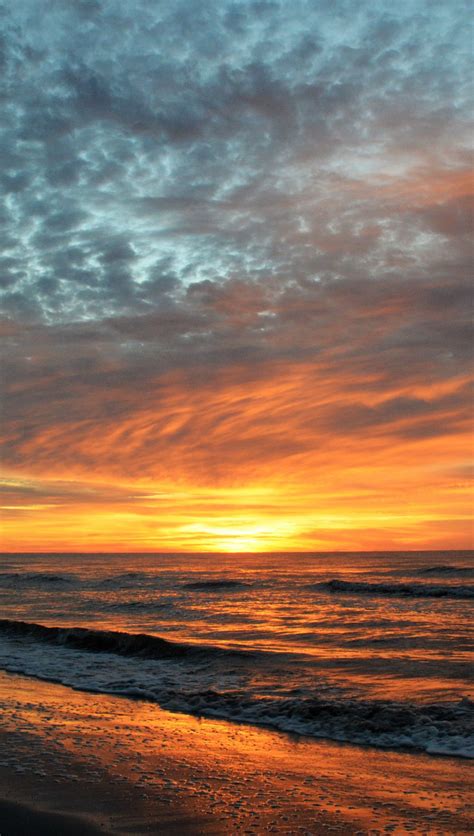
215 535 263 553
179 518 299 553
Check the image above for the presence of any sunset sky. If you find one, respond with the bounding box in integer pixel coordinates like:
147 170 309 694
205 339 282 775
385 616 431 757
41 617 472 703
1 0 472 552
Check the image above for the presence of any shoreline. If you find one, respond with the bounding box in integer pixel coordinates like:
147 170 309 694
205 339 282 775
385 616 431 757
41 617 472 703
0 670 472 835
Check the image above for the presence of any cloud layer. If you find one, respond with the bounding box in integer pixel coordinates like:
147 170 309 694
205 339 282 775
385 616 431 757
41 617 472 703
1 0 472 550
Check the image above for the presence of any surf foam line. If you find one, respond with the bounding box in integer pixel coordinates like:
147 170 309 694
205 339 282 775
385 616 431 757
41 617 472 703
0 622 472 759
0 619 252 661
0 649 472 759
315 580 474 599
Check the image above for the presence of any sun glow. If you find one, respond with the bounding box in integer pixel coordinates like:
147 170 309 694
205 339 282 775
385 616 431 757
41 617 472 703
215 536 264 553
1 363 472 553
2 448 473 553
179 519 299 553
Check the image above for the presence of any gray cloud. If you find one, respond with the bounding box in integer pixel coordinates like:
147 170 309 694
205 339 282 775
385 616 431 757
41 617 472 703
0 0 471 321
0 0 472 488
1 267 472 483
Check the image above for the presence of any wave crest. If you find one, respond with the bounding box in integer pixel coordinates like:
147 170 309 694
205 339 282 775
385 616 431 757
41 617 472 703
183 580 247 590
0 619 249 660
315 580 474 599
417 565 474 577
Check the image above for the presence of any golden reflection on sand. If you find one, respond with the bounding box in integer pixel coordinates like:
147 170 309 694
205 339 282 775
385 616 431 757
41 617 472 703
1 671 472 834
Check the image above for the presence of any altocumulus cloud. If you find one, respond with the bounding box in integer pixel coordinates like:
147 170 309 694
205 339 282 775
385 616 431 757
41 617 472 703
0 0 472 493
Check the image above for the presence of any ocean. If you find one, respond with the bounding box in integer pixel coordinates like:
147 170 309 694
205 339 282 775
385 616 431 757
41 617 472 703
0 551 472 759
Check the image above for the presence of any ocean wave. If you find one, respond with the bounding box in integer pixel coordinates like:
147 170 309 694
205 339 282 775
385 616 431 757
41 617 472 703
182 579 248 590
101 600 173 612
0 624 471 757
141 691 473 759
314 580 474 599
97 572 155 589
417 565 474 577
0 619 251 661
0 572 75 587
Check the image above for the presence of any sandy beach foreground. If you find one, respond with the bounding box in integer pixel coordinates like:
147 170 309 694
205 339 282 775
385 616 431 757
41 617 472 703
0 670 472 835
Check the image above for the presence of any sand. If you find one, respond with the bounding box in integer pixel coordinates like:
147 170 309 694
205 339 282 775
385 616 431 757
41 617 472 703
0 670 472 835
0 798 105 835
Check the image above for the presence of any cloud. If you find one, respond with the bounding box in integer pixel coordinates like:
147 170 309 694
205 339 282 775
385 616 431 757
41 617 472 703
1 270 471 487
0 0 472 548
0 0 471 322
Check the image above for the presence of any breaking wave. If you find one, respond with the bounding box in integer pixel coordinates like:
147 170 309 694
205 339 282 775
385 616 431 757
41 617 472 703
142 691 473 759
0 619 472 758
0 619 250 660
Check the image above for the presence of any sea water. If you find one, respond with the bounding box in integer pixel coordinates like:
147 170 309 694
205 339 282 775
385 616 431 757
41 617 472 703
0 551 472 757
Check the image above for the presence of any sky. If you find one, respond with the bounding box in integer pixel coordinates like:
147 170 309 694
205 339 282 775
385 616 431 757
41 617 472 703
1 0 472 553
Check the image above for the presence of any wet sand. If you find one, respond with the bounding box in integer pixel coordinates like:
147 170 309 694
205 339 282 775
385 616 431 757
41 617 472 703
0 798 105 835
0 670 472 835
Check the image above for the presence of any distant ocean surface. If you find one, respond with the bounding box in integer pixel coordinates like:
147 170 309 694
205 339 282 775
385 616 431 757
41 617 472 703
0 551 473 758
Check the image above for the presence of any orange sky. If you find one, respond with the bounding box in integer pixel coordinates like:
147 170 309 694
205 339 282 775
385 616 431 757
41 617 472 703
2 354 472 552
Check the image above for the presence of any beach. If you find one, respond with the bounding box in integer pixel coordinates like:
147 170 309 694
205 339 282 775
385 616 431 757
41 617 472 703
2 0 473 828
1 669 472 835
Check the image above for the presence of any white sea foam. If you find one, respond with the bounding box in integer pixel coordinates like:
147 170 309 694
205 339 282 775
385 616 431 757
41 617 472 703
0 619 472 759
1 551 472 759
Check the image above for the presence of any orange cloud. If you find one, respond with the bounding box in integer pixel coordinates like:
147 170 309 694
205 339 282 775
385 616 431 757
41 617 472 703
2 357 472 552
